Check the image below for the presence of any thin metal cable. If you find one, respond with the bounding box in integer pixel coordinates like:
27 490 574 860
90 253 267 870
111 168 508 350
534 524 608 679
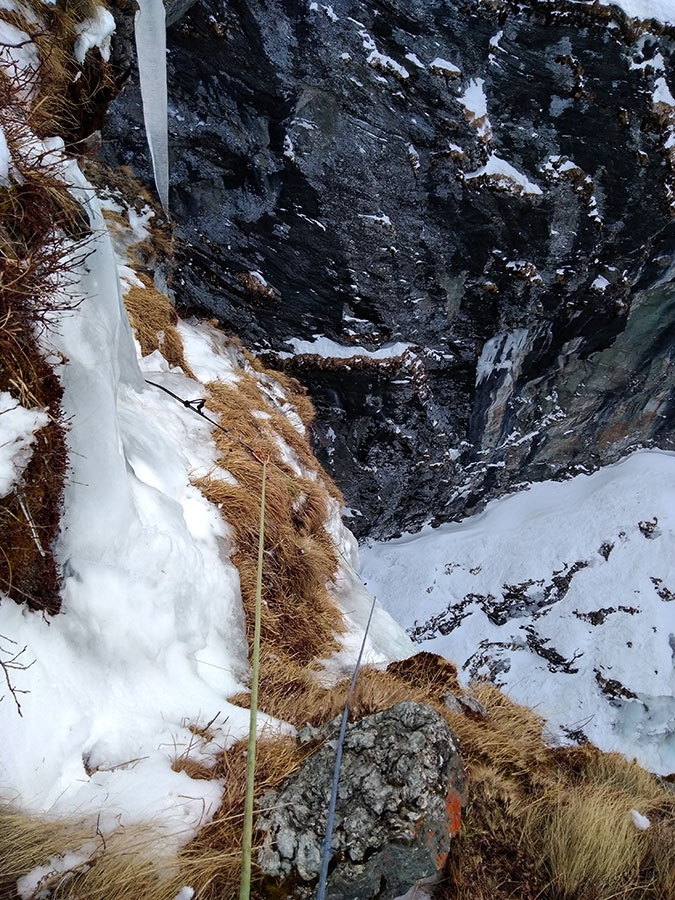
144 379 264 460
316 591 378 900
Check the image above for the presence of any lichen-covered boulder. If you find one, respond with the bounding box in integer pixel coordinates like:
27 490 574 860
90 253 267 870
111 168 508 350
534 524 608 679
257 701 466 900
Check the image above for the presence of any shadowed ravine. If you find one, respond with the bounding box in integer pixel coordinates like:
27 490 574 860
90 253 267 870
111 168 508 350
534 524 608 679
103 0 675 538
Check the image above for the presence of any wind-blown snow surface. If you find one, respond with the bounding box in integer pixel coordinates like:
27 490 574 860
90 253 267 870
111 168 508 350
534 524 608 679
603 0 674 24
0 180 252 837
360 451 675 775
0 167 412 846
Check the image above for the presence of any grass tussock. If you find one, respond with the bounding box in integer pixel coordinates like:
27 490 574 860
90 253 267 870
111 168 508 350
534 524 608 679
86 161 174 264
0 0 116 143
0 739 309 900
437 684 675 900
0 807 198 900
195 369 345 675
123 273 194 375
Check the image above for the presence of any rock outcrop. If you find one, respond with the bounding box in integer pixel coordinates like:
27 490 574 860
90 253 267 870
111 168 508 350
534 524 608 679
103 0 675 538
256 701 466 900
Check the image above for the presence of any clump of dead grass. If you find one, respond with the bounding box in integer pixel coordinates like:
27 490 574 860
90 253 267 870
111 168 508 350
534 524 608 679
435 682 675 900
195 368 344 677
86 161 174 265
0 736 310 900
0 807 200 900
0 0 117 144
123 273 194 375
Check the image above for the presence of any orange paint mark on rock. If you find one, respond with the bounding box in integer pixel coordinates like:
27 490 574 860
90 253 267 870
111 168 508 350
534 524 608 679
445 789 462 837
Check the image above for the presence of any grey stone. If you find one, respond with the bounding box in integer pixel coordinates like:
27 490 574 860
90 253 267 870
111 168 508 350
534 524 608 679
443 693 465 716
256 701 466 900
458 695 488 719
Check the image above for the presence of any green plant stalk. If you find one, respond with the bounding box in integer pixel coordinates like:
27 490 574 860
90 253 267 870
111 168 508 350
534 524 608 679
239 458 267 900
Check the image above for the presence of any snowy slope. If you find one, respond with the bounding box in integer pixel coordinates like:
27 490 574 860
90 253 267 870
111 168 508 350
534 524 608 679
0 170 413 846
361 451 675 775
603 0 675 23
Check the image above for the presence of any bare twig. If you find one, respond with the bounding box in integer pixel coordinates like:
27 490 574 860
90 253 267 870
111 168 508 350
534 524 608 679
0 632 34 716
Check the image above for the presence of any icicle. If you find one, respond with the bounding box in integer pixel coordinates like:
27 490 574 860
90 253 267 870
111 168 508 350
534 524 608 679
134 0 169 213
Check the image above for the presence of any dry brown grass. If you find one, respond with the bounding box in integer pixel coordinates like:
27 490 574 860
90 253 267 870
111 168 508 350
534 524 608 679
0 737 311 900
123 273 194 375
86 161 173 262
435 683 675 900
0 0 116 143
0 808 196 900
195 369 345 678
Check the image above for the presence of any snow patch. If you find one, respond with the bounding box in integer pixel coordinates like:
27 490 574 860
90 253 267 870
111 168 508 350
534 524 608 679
0 393 48 498
17 845 98 900
458 78 492 140
0 170 254 846
464 153 542 196
430 57 461 76
600 0 674 25
631 809 651 830
367 49 409 80
404 52 425 69
653 76 675 107
280 334 415 360
73 8 115 64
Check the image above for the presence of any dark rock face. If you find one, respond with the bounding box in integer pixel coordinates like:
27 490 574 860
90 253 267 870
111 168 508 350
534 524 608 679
103 0 675 539
256 702 466 900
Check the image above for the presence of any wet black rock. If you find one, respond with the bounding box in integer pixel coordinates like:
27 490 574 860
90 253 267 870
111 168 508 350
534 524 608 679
102 0 675 539
255 701 466 900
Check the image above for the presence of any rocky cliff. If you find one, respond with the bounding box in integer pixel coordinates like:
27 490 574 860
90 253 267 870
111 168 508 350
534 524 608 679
103 0 675 539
